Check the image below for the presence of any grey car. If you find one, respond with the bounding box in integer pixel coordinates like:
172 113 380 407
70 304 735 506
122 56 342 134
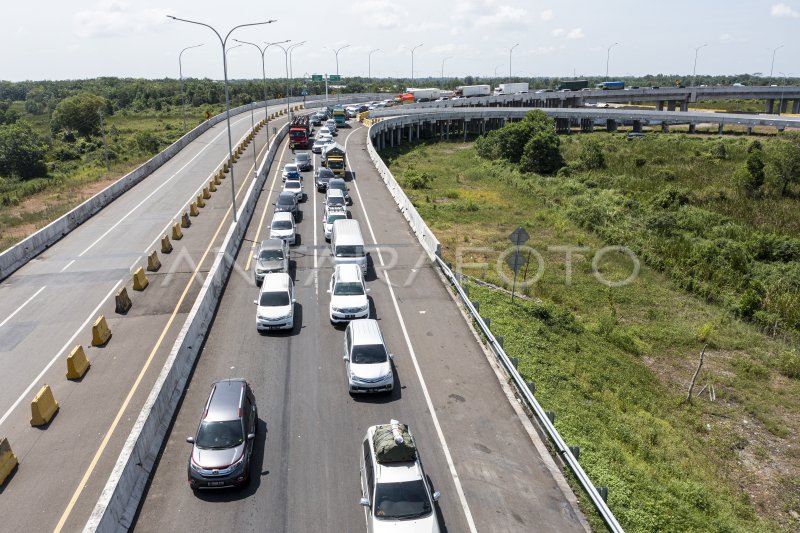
274 191 298 217
187 379 257 490
315 167 335 191
294 152 312 171
328 177 350 203
253 238 289 284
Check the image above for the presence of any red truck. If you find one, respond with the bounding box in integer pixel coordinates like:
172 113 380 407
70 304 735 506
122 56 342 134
288 115 311 149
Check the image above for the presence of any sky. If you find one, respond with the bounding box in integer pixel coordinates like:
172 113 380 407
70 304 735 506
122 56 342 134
1 0 798 82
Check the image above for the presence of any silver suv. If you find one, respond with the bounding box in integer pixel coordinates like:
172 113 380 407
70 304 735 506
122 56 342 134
186 379 257 490
253 238 289 285
343 319 393 394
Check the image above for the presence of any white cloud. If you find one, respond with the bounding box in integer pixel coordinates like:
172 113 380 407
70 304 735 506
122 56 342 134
474 5 530 29
551 28 565 37
567 28 585 39
351 0 406 29
771 3 799 17
403 21 446 33
540 9 554 21
73 1 167 39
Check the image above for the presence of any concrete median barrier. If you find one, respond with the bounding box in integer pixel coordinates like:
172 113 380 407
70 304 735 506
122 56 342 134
160 235 172 254
132 267 149 291
189 202 199 217
66 345 91 380
92 315 112 346
115 287 132 314
146 251 161 272
0 437 18 485
202 187 211 199
195 194 205 209
208 179 217 192
180 212 191 228
213 172 221 185
30 385 59 426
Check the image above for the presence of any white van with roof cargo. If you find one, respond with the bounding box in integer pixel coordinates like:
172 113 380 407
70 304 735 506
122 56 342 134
330 219 367 275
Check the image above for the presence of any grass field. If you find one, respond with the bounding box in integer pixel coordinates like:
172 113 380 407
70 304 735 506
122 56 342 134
383 135 800 532
0 104 223 251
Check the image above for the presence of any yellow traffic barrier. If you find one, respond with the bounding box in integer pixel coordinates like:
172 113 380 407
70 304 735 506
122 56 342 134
91 315 112 346
115 287 132 314
30 385 59 426
147 250 161 272
202 187 211 199
223 162 229 173
161 234 173 253
180 213 191 229
210 177 218 190
133 267 149 291
190 202 199 216
196 194 205 208
66 345 91 379
0 437 18 485
218 169 225 180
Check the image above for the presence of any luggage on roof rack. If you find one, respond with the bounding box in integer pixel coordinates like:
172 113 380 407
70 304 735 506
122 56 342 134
373 419 416 463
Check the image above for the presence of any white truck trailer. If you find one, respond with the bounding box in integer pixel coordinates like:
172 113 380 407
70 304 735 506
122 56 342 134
493 82 529 95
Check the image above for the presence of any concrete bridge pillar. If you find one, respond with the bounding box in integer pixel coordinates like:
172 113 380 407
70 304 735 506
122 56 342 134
718 123 724 134
765 99 775 114
746 126 753 135
667 101 677 112
779 99 789 114
656 100 664 111
555 117 570 133
445 120 450 140
580 118 594 133
606 119 617 132
680 101 689 112
793 100 800 114
661 122 669 133
632 120 642 133
688 124 696 134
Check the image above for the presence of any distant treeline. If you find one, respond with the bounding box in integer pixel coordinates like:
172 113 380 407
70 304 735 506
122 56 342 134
0 74 794 115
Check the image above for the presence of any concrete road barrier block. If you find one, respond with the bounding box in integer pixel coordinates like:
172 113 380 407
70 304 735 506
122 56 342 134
0 437 18 485
196 194 205 208
190 202 199 216
161 234 173 253
213 173 221 185
209 179 217 192
66 345 91 379
223 162 229 173
115 287 132 314
202 187 211 199
30 385 59 426
147 250 161 272
180 213 190 229
133 267 149 291
92 315 112 346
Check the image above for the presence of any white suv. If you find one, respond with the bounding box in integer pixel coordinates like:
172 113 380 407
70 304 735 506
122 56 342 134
328 264 370 324
343 319 393 394
254 272 295 331
359 421 441 532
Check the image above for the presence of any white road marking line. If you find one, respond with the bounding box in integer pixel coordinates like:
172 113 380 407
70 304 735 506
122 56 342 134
0 280 123 429
0 286 46 330
313 148 319 297
346 125 479 532
75 110 266 260
60 260 76 272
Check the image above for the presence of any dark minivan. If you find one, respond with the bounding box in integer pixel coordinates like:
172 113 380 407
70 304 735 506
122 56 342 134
187 379 257 489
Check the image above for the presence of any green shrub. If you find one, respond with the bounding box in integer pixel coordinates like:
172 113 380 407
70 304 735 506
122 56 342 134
650 186 689 209
578 139 606 170
520 130 563 175
634 158 646 167
133 131 160 154
776 350 800 379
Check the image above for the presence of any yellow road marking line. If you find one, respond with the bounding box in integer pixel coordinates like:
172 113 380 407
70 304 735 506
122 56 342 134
53 123 279 533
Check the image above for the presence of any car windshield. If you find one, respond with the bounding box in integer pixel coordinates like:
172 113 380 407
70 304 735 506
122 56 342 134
334 281 364 296
296 154 309 162
335 244 363 258
327 214 346 224
373 480 431 519
260 290 290 306
351 343 388 364
329 160 344 169
259 249 284 260
272 220 292 230
195 419 244 449
328 197 345 207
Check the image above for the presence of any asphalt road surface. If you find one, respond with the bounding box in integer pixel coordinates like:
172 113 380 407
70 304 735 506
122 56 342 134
133 120 588 532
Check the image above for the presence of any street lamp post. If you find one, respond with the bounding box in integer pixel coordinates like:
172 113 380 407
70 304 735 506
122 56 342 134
167 15 275 223
509 43 519 78
369 48 380 82
494 64 502 78
288 42 305 105
770 44 784 84
268 42 303 119
178 43 203 132
441 56 453 84
605 42 619 79
234 39 291 158
410 43 423 86
327 44 350 102
692 43 708 86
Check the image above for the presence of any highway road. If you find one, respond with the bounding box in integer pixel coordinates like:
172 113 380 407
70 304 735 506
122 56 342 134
0 104 296 532
133 120 588 532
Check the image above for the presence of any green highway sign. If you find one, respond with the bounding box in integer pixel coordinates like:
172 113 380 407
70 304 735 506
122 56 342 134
329 75 341 81
311 74 323 81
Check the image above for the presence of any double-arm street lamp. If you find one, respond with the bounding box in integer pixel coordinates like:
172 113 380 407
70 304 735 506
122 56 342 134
178 43 204 131
268 41 305 118
326 45 350 102
167 15 275 223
